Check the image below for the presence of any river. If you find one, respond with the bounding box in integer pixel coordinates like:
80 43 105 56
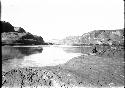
2 45 93 72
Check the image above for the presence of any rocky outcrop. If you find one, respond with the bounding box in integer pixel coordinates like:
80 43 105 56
57 29 124 46
14 27 26 33
91 45 124 58
1 21 46 45
80 29 124 45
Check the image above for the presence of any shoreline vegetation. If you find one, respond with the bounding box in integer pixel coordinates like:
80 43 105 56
2 21 124 88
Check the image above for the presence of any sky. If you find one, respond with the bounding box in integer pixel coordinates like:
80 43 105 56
1 0 124 42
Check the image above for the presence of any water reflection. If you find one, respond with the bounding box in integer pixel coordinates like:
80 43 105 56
2 46 43 72
2 46 43 60
25 46 82 67
63 46 93 54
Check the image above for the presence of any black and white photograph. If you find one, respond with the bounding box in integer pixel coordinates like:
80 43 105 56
1 0 124 88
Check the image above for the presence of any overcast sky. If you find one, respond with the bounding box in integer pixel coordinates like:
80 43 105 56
1 0 124 42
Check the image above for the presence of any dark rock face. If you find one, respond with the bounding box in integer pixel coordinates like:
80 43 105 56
1 21 45 45
57 29 124 46
0 1 1 19
1 21 15 32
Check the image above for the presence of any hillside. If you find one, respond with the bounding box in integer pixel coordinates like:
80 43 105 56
1 21 46 45
57 29 124 46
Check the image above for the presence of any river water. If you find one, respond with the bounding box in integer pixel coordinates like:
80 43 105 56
2 45 93 72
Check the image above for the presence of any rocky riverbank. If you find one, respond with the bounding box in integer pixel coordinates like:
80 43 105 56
2 67 80 88
2 52 124 88
92 45 124 58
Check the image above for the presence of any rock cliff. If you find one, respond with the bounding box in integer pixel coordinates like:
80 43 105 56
58 29 124 46
1 21 45 45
